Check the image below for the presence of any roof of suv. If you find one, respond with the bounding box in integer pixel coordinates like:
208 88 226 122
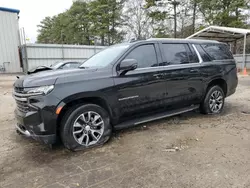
129 38 220 45
147 38 219 43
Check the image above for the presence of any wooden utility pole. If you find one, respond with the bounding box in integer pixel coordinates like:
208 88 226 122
174 2 177 38
192 0 197 34
170 0 180 38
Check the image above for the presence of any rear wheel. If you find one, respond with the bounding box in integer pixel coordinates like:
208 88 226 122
200 85 225 114
60 104 112 151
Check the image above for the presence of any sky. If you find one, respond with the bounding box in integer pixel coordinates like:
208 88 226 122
0 0 72 43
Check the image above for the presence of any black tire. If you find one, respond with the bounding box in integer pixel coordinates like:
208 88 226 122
60 104 112 151
200 85 225 114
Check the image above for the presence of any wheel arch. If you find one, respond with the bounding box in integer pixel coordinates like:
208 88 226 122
56 93 113 134
206 78 227 96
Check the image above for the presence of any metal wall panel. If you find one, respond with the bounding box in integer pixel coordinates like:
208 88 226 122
0 11 21 73
234 54 250 69
23 44 105 71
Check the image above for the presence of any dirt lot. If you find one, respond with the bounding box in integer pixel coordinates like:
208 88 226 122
0 74 250 188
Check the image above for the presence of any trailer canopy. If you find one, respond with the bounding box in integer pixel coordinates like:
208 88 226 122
187 26 250 71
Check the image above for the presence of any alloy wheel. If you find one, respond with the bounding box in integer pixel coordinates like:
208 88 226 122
72 111 104 146
209 90 223 113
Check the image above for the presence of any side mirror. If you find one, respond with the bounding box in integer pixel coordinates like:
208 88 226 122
119 59 138 75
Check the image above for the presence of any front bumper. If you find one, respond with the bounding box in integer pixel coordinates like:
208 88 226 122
13 92 61 145
16 123 56 144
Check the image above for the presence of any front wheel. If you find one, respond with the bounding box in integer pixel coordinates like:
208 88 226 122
200 85 225 114
60 104 112 151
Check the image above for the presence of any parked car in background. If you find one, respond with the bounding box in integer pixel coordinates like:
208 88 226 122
13 38 238 151
27 60 82 74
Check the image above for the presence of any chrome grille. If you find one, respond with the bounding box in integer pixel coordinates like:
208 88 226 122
13 87 29 113
15 99 29 113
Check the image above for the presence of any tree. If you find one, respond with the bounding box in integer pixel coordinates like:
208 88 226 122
37 16 57 43
37 0 125 45
66 1 92 45
190 0 198 34
88 0 125 45
145 0 171 38
145 0 194 38
177 0 204 37
198 0 250 28
123 0 155 40
37 0 250 44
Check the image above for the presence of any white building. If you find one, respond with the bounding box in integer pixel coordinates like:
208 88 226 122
0 7 22 73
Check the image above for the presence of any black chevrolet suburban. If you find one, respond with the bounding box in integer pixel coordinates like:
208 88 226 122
13 39 238 151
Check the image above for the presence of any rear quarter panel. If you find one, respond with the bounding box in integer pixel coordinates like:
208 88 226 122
200 60 238 97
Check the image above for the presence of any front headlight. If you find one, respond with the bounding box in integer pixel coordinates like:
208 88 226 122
27 85 54 95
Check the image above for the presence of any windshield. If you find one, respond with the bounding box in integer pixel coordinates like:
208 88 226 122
80 44 129 68
50 61 64 69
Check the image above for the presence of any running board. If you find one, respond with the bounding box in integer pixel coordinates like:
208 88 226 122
114 105 199 130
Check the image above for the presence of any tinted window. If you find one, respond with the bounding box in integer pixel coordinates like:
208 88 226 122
69 63 80 68
60 62 79 69
61 63 71 69
125 44 158 68
51 61 64 69
201 44 233 60
161 43 192 65
194 45 211 62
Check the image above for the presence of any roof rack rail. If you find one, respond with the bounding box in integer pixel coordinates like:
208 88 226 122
129 38 145 43
147 38 179 40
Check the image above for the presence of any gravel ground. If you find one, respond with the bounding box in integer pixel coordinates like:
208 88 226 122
0 74 250 188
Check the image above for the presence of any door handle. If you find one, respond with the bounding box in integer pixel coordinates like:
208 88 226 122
153 73 162 79
189 69 199 73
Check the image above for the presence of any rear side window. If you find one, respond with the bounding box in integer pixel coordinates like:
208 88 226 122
161 43 198 66
194 45 211 62
201 44 233 60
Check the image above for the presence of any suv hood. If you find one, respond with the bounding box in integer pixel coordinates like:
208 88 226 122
27 66 53 75
14 68 99 88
